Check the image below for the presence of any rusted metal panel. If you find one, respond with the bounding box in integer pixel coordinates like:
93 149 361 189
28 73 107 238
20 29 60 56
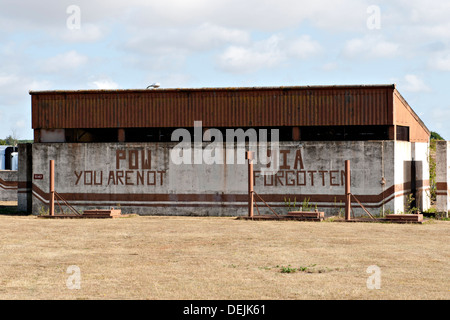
393 89 430 142
31 85 398 130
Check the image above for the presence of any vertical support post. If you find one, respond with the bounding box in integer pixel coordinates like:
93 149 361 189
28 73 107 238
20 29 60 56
388 125 396 141
118 128 126 142
345 160 351 221
246 151 254 218
34 129 41 143
49 160 55 216
292 127 301 141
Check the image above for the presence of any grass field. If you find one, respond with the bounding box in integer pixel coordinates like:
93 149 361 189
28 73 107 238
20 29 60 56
0 206 448 300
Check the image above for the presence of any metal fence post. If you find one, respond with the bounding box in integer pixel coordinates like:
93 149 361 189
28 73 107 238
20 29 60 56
345 160 351 221
246 151 254 218
49 160 55 216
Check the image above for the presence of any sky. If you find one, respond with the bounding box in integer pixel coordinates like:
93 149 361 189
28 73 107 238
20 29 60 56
0 0 449 140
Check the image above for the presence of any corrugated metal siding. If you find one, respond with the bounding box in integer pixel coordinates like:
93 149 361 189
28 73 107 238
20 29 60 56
31 86 395 129
393 90 430 142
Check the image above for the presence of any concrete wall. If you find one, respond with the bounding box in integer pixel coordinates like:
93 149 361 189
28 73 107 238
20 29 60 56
412 142 431 212
436 141 450 214
0 170 18 201
391 141 431 214
18 143 32 212
25 140 429 217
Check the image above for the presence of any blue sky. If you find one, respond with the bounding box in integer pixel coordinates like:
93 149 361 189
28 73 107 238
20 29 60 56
0 0 449 140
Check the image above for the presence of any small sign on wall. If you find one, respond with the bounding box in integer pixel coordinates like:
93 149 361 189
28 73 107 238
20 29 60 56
34 174 43 180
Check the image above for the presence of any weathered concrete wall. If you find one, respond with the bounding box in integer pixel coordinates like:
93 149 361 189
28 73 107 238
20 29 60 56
412 142 431 212
29 141 428 217
0 170 18 201
18 143 33 212
391 141 431 214
436 141 450 214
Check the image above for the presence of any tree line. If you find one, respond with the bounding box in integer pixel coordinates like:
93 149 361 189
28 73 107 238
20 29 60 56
0 135 33 146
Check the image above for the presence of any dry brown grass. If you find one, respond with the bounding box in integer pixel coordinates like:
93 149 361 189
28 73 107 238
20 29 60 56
0 213 448 300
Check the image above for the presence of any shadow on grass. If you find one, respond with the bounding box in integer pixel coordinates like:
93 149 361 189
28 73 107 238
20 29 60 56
0 205 30 216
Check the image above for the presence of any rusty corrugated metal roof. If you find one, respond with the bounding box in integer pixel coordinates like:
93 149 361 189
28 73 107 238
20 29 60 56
31 84 401 130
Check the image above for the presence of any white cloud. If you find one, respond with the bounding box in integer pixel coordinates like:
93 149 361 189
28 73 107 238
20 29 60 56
0 74 52 105
397 74 431 93
428 51 450 71
189 23 250 49
88 78 119 89
122 23 250 72
286 35 323 59
2 0 450 42
217 34 322 74
429 107 450 132
41 51 88 73
416 23 450 41
342 35 400 59
377 1 450 48
27 80 53 92
0 0 373 34
128 0 370 32
125 23 249 55
0 74 20 87
60 24 104 43
388 0 450 25
217 36 283 74
153 74 192 88
15 120 26 129
322 62 339 71
0 93 33 139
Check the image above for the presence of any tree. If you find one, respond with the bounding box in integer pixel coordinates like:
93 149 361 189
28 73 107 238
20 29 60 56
3 129 19 146
430 131 444 140
4 135 18 147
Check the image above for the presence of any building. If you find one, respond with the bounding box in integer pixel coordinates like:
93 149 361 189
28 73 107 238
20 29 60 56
18 84 437 216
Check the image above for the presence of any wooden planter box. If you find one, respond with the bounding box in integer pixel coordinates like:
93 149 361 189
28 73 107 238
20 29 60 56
82 208 122 218
385 214 423 223
287 211 325 221
38 208 123 219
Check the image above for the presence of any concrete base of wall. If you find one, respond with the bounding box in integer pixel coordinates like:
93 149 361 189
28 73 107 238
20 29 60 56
0 170 18 201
